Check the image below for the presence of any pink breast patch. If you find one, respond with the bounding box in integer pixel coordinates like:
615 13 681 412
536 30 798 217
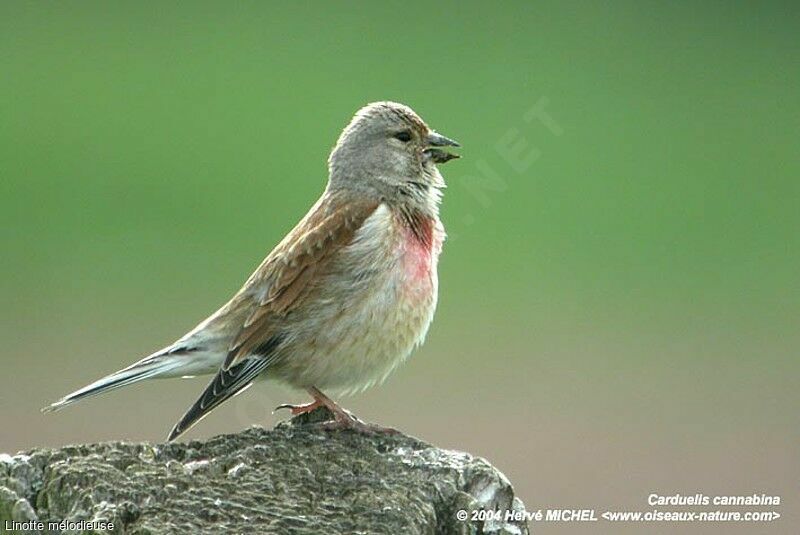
399 217 441 288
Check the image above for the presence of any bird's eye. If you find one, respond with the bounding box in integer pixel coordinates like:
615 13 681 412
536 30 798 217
393 131 412 142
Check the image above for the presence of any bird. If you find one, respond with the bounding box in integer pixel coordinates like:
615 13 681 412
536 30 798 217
43 101 460 441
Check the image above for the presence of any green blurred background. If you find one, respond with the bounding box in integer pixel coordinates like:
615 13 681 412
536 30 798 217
1 2 798 533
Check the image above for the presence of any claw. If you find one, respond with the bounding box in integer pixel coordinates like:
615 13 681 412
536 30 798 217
318 418 400 435
272 403 293 414
272 399 322 416
274 386 399 434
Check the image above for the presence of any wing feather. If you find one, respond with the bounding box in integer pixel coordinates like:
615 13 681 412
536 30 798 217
223 192 380 370
167 335 284 441
168 192 380 439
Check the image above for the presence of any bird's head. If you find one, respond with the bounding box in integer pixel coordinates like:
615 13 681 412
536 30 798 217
328 102 459 198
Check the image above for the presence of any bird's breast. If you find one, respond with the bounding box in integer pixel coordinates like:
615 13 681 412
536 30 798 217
398 212 443 297
274 203 445 394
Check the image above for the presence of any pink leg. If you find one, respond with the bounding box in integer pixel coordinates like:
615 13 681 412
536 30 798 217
308 386 399 434
276 386 398 434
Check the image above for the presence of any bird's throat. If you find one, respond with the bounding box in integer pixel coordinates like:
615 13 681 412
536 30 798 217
398 205 435 248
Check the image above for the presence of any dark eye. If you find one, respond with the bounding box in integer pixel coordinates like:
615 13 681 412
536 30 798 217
393 131 412 142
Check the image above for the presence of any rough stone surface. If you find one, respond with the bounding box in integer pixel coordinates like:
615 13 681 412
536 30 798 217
0 408 528 534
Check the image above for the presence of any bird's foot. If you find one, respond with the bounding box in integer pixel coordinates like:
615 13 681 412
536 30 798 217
273 399 323 416
317 405 400 435
276 386 399 434
318 420 400 434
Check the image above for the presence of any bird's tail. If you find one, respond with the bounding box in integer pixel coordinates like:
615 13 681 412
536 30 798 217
42 353 186 413
166 356 270 441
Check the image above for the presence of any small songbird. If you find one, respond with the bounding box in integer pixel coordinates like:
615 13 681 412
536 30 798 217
44 101 460 441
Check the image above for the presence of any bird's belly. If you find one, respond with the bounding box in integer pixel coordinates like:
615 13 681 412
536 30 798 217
306 270 437 394
274 206 443 394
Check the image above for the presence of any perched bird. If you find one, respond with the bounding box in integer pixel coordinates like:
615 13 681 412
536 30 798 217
44 101 460 440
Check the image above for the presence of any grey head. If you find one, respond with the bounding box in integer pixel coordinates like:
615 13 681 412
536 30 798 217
327 102 459 205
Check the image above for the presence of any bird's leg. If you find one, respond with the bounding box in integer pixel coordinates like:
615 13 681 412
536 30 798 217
307 386 399 434
275 387 398 433
306 386 360 425
273 387 343 417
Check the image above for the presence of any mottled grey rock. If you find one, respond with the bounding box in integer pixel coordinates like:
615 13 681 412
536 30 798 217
0 408 528 534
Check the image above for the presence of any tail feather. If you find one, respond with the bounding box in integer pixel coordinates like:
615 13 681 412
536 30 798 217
166 357 269 441
167 334 284 441
42 356 183 413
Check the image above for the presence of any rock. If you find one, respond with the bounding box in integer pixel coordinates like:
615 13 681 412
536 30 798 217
0 408 528 534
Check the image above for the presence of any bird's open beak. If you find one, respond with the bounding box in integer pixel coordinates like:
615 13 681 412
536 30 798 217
424 131 460 164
